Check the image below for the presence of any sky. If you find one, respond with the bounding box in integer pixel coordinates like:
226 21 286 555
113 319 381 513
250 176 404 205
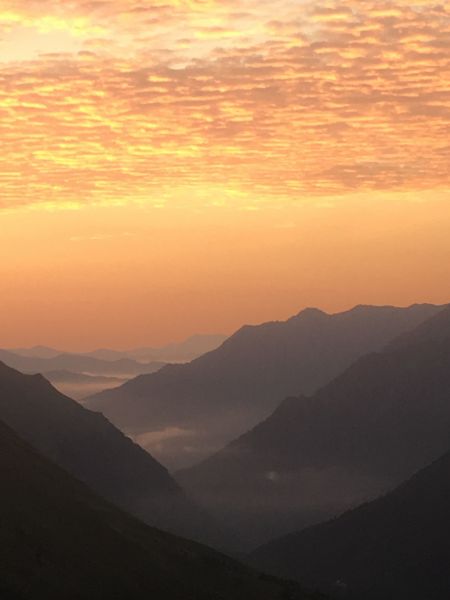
0 0 449 350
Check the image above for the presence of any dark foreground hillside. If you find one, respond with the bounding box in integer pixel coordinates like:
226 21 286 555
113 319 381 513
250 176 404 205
0 362 219 545
0 419 322 600
251 448 450 600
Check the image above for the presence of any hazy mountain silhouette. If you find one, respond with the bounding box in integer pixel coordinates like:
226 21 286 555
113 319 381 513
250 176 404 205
177 305 450 548
9 334 227 364
0 419 322 600
124 334 228 363
387 301 450 349
0 362 215 544
86 304 442 469
0 349 165 377
250 448 450 600
8 345 61 359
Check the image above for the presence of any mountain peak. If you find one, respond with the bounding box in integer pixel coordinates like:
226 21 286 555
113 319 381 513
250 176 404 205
291 307 327 321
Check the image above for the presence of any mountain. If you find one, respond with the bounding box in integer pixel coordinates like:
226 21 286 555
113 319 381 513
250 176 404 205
0 362 213 544
0 419 321 600
388 301 450 349
8 345 61 359
130 333 228 362
86 304 443 469
177 305 450 548
9 334 227 364
87 334 228 363
250 448 450 600
42 370 126 401
0 349 165 377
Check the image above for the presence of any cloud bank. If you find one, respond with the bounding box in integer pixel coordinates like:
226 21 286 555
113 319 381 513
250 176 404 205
0 1 449 210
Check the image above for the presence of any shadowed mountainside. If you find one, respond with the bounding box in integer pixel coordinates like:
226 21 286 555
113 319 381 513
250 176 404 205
0 362 216 545
86 304 443 469
0 419 322 600
177 305 450 548
250 448 450 600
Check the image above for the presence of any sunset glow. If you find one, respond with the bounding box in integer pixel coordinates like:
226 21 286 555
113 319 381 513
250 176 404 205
1 0 449 349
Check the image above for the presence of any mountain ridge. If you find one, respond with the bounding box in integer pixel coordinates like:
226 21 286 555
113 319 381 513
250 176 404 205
177 304 450 547
86 303 445 469
7 333 227 364
0 417 321 600
0 348 165 377
250 446 450 600
0 361 216 544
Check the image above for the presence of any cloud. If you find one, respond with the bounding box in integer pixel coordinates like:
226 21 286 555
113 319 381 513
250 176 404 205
0 1 449 210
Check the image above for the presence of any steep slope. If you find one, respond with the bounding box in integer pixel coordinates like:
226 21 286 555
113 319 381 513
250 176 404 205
0 362 212 544
251 449 450 600
86 303 442 468
178 306 450 548
0 349 165 377
127 333 228 362
0 419 321 600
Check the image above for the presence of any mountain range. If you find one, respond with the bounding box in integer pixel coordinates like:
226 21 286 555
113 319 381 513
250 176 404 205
0 362 215 544
250 446 450 600
0 418 321 600
86 303 443 469
2 301 450 598
0 349 165 378
8 333 226 364
177 305 450 548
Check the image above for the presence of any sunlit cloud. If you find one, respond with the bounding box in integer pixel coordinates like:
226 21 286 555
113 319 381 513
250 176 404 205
0 0 449 211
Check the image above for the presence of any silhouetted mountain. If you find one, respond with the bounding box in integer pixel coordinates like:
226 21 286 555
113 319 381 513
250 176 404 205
9 345 61 359
177 305 450 548
10 334 227 364
250 448 450 600
113 334 227 363
0 362 214 544
0 349 165 377
86 304 443 469
42 370 126 401
388 302 450 350
0 419 321 600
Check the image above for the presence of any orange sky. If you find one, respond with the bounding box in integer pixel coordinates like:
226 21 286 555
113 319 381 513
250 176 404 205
1 0 449 350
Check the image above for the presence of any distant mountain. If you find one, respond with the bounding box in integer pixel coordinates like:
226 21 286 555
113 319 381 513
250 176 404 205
8 334 227 364
8 345 61 359
0 419 321 600
42 370 126 401
87 334 228 363
86 304 443 469
177 305 450 548
0 362 214 544
250 448 450 600
0 349 165 377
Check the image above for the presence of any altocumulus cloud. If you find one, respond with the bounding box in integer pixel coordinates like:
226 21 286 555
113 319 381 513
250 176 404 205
0 0 449 210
